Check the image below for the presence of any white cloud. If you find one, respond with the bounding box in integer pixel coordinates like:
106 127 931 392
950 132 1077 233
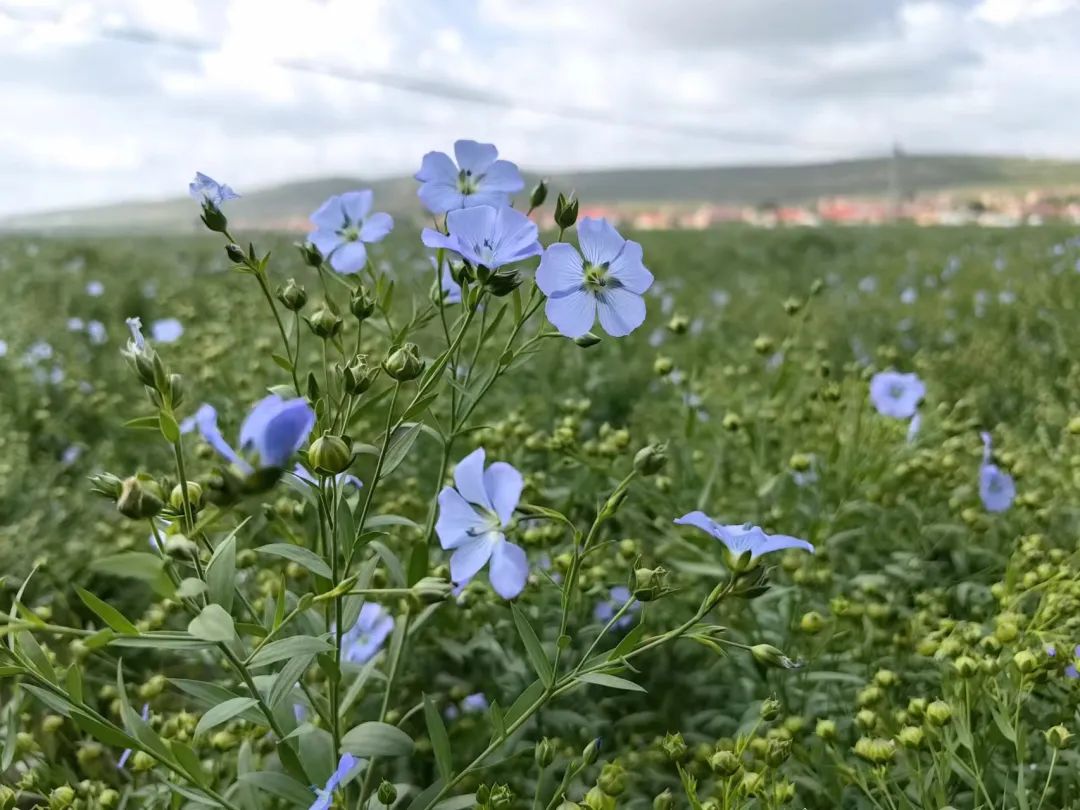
0 0 1078 216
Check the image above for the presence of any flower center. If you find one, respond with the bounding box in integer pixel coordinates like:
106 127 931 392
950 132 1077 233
339 224 361 242
474 238 497 267
583 262 612 293
457 169 479 195
466 508 503 536
888 384 905 399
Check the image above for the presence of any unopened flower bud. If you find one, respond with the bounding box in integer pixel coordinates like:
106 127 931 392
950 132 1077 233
653 356 673 376
305 306 343 339
0 785 14 810
343 357 379 395
89 472 124 500
554 192 579 229
308 434 352 475
926 700 953 726
489 784 514 810
200 200 228 233
277 278 308 311
411 576 453 604
535 737 556 768
117 476 164 520
652 789 674 810
298 242 324 268
573 332 602 348
632 566 667 602
170 481 203 512
853 737 896 765
1013 650 1038 674
739 771 765 796
750 644 800 670
815 719 837 741
164 534 199 558
765 738 791 767
897 726 924 749
530 179 548 209
377 781 398 805
383 343 425 381
953 656 979 678
49 786 75 810
224 243 246 264
1046 724 1072 749
581 737 601 766
132 750 155 771
597 762 626 797
760 697 782 722
633 443 668 476
710 750 741 777
667 315 689 335
800 611 825 634
660 732 687 762
350 286 376 321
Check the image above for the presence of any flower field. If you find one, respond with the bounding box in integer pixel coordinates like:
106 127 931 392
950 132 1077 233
1 154 1080 810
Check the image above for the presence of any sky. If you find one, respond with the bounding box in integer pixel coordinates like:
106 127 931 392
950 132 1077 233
0 0 1078 216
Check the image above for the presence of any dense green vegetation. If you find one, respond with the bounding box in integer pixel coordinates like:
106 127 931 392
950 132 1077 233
2 223 1080 809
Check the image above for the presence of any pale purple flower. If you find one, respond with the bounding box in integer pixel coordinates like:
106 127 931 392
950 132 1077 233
61 445 82 465
86 280 104 297
87 320 107 345
435 448 527 599
415 140 524 214
593 586 640 629
858 276 878 294
308 190 394 275
124 317 145 351
900 287 917 304
67 317 85 332
0 340 7 358
444 692 489 721
151 318 183 343
979 432 1015 513
1067 664 1079 680
189 172 239 207
421 205 541 270
341 603 394 665
310 754 358 810
117 704 150 768
535 218 654 339
869 371 925 419
674 512 814 560
22 340 53 365
195 396 315 473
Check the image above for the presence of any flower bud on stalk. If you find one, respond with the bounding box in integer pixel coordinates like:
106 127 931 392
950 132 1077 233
750 643 801 670
530 179 548 210
225 243 246 264
277 278 308 311
383 343 425 381
343 356 379 394
116 476 164 520
633 443 668 476
554 192 579 230
350 285 376 321
305 306 343 339
631 566 668 601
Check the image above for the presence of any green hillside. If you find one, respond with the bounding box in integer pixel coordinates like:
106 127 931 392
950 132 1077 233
5 154 1080 232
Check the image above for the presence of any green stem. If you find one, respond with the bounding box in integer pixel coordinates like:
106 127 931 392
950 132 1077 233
254 270 302 395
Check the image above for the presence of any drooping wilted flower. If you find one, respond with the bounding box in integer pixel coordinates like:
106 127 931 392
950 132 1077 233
415 140 524 213
188 172 239 206
869 371 925 419
674 511 814 560
341 603 394 664
308 191 394 275
435 448 528 599
195 396 315 473
421 205 541 271
536 218 654 338
979 432 1015 512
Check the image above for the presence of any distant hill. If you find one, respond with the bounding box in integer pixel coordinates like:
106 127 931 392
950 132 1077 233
6 154 1080 232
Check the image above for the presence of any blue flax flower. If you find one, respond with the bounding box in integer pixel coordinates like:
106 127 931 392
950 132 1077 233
869 371 925 419
593 586 640 629
188 172 239 206
341 603 394 664
195 396 315 474
310 753 358 810
415 140 524 213
308 190 394 275
422 205 541 271
979 432 1015 513
536 218 654 338
151 318 183 343
674 512 814 560
436 448 527 599
291 464 363 491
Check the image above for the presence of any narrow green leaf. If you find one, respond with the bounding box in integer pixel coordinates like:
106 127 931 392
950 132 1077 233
424 694 453 782
268 654 315 709
123 415 162 430
76 587 139 636
257 544 332 579
271 353 294 372
206 533 237 612
160 410 181 443
90 552 164 582
194 697 259 738
380 422 423 477
512 605 553 687
188 604 236 642
171 739 207 785
70 710 137 748
236 772 314 806
340 721 414 757
249 636 333 669
65 665 83 704
576 672 647 693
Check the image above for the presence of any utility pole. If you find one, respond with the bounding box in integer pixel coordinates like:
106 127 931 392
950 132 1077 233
888 141 904 221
